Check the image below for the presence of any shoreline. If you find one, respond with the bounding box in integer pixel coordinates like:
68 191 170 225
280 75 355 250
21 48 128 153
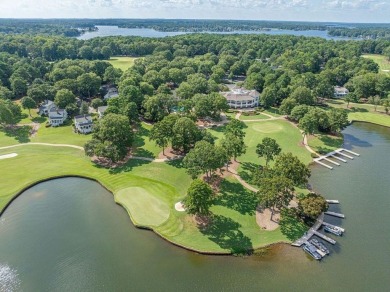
0 120 386 256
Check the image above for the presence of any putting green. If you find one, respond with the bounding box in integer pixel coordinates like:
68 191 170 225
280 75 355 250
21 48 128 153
251 123 283 133
115 187 170 227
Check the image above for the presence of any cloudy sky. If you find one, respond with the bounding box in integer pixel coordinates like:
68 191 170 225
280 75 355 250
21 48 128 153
0 0 389 23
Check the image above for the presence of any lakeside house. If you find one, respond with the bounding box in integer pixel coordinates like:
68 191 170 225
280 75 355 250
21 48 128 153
334 86 349 98
74 114 93 134
220 86 260 108
38 100 56 116
97 106 108 118
48 107 68 126
104 87 119 100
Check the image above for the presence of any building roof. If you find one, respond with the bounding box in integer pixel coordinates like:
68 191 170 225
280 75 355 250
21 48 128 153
334 86 349 93
48 107 67 119
98 106 108 114
221 88 260 102
74 114 93 126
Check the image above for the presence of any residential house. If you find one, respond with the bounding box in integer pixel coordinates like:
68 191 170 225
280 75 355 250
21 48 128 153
97 106 108 118
220 86 260 108
104 87 119 100
48 107 68 126
38 100 55 116
334 86 349 98
74 114 93 134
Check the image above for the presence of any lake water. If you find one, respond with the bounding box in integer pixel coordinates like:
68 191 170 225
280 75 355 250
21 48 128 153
77 25 351 40
0 122 389 291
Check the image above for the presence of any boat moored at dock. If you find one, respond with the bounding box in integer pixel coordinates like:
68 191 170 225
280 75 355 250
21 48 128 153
324 225 343 236
310 238 330 255
303 242 322 260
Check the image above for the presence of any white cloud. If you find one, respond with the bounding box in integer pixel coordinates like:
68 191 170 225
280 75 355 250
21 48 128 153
326 0 388 10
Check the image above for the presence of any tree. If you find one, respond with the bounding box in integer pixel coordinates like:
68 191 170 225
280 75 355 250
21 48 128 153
382 98 390 115
0 99 22 126
54 89 76 109
279 98 297 115
172 117 201 153
221 132 246 162
261 86 278 108
298 193 328 221
104 66 123 85
328 108 349 133
290 86 315 105
85 113 133 163
225 119 246 139
80 101 89 115
150 115 179 155
290 105 310 122
183 179 214 216
245 73 264 92
183 141 222 179
0 86 13 100
274 153 311 186
368 95 381 112
91 98 104 110
77 73 101 98
256 138 281 167
257 176 295 218
10 77 28 97
345 95 352 108
143 94 176 122
299 111 318 142
21 96 36 117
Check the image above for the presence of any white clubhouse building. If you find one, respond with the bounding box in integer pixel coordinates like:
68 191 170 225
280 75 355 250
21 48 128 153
220 87 260 108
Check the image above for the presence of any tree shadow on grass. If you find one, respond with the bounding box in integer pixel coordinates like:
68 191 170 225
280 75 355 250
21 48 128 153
315 134 344 154
3 125 31 143
215 179 258 215
199 214 253 254
97 158 151 174
279 210 308 241
350 107 368 113
133 148 155 159
166 158 185 169
32 116 47 123
237 162 258 185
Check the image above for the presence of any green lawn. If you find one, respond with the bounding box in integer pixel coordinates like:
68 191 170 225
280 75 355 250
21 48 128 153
239 113 269 120
308 133 344 154
237 120 312 183
327 99 390 127
362 54 390 74
107 57 138 71
133 122 161 158
0 143 295 253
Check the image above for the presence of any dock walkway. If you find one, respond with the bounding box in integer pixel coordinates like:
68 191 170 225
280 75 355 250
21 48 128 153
314 148 360 170
325 211 345 218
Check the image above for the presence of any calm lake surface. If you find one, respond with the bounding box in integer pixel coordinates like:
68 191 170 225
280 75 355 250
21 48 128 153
77 25 352 40
0 122 389 291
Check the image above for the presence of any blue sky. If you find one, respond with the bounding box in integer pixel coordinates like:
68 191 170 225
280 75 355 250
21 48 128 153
0 0 389 23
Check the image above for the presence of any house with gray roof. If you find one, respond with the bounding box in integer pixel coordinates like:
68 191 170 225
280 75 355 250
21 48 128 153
104 87 119 100
334 86 349 98
48 107 68 127
220 86 260 108
38 100 56 116
74 114 93 134
97 106 108 118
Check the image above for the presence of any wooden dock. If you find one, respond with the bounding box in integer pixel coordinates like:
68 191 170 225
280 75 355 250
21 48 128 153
314 148 360 169
313 231 336 245
322 222 345 233
325 211 345 218
326 200 339 204
292 213 324 247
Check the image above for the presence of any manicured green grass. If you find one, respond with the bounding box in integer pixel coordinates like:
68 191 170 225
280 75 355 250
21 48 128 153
107 57 137 71
237 120 311 185
239 113 269 120
31 122 92 147
362 54 390 74
327 100 390 127
0 144 294 253
308 133 344 154
263 107 282 117
133 122 161 158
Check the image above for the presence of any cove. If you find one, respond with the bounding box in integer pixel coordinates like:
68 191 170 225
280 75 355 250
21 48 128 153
1 122 390 291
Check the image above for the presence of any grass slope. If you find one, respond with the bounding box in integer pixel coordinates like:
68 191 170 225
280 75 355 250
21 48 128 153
107 57 137 71
362 54 390 74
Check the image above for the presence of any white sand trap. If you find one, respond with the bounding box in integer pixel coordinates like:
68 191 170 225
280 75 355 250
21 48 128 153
175 201 186 212
382 70 390 72
0 153 18 160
